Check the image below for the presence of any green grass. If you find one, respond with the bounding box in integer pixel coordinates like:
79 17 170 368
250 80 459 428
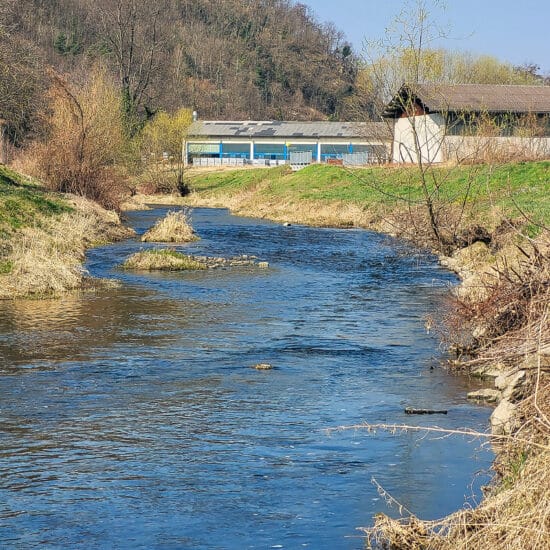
187 161 550 227
0 165 73 235
0 259 13 274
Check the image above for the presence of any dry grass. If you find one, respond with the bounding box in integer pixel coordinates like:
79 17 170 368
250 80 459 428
141 209 199 243
186 189 383 229
122 249 206 271
0 194 134 299
119 194 152 211
120 192 187 211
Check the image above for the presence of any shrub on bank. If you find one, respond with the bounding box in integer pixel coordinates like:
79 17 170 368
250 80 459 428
32 66 131 211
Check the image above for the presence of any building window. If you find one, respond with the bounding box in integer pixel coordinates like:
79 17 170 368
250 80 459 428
222 143 250 158
254 143 286 160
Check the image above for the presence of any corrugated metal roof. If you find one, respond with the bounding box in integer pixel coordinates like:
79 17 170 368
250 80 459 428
188 120 391 139
384 84 550 116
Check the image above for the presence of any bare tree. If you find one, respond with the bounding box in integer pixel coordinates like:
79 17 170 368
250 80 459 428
0 10 46 159
94 0 166 131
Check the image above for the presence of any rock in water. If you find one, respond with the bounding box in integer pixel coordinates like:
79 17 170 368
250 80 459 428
467 389 501 403
405 407 448 415
253 363 273 370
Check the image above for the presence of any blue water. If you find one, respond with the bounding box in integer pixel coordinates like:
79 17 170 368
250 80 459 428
0 207 493 549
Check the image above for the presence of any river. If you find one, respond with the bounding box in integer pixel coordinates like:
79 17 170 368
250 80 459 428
0 207 493 549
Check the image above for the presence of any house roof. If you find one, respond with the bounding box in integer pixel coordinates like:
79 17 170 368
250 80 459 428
383 84 550 117
188 120 391 140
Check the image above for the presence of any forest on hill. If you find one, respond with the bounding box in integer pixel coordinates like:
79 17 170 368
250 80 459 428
2 0 356 134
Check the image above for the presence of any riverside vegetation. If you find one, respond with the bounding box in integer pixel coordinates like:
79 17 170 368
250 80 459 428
0 165 133 299
184 161 550 549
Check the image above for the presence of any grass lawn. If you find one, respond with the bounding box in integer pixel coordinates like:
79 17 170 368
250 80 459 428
187 161 550 228
0 165 72 237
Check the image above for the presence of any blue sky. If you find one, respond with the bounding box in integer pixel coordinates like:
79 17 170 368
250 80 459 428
303 0 550 74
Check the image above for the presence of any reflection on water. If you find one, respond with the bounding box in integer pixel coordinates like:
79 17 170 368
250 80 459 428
0 207 493 549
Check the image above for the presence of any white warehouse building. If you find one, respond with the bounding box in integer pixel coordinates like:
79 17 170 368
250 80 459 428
184 120 391 168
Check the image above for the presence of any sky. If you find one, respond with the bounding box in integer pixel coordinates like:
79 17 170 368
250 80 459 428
302 0 550 75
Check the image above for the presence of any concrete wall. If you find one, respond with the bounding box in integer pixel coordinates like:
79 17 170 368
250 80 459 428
392 115 550 165
392 113 445 164
443 135 550 163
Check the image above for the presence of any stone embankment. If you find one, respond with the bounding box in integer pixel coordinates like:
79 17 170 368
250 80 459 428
441 238 549 436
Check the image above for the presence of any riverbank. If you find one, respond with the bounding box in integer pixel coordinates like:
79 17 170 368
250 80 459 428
184 161 549 234
182 162 549 548
0 166 133 299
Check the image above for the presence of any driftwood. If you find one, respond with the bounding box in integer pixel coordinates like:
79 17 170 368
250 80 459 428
404 407 448 415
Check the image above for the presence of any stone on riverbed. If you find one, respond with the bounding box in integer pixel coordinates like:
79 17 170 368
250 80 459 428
252 363 273 370
122 250 269 271
193 254 267 269
467 388 501 403
471 363 505 380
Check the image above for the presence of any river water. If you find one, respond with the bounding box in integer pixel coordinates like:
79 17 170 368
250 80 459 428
0 207 493 549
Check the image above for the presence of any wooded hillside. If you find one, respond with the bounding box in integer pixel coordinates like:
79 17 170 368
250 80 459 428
3 0 357 128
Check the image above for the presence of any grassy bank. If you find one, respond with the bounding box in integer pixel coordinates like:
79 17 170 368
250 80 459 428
184 161 549 549
0 166 133 299
0 166 72 237
186 161 550 231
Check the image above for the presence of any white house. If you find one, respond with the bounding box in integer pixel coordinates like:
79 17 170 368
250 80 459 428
383 84 550 164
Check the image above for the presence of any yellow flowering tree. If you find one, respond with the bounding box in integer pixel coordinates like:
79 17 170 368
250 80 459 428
139 108 193 195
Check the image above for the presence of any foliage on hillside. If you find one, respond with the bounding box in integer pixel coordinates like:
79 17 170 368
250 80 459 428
3 0 357 126
1 0 548 149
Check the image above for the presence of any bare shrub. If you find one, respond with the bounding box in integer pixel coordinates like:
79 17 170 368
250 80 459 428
449 236 550 368
33 66 130 210
141 210 198 243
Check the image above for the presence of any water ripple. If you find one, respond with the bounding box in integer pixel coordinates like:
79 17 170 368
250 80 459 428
0 207 493 549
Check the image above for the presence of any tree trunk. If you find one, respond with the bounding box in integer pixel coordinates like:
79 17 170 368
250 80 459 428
0 121 7 164
176 167 189 197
